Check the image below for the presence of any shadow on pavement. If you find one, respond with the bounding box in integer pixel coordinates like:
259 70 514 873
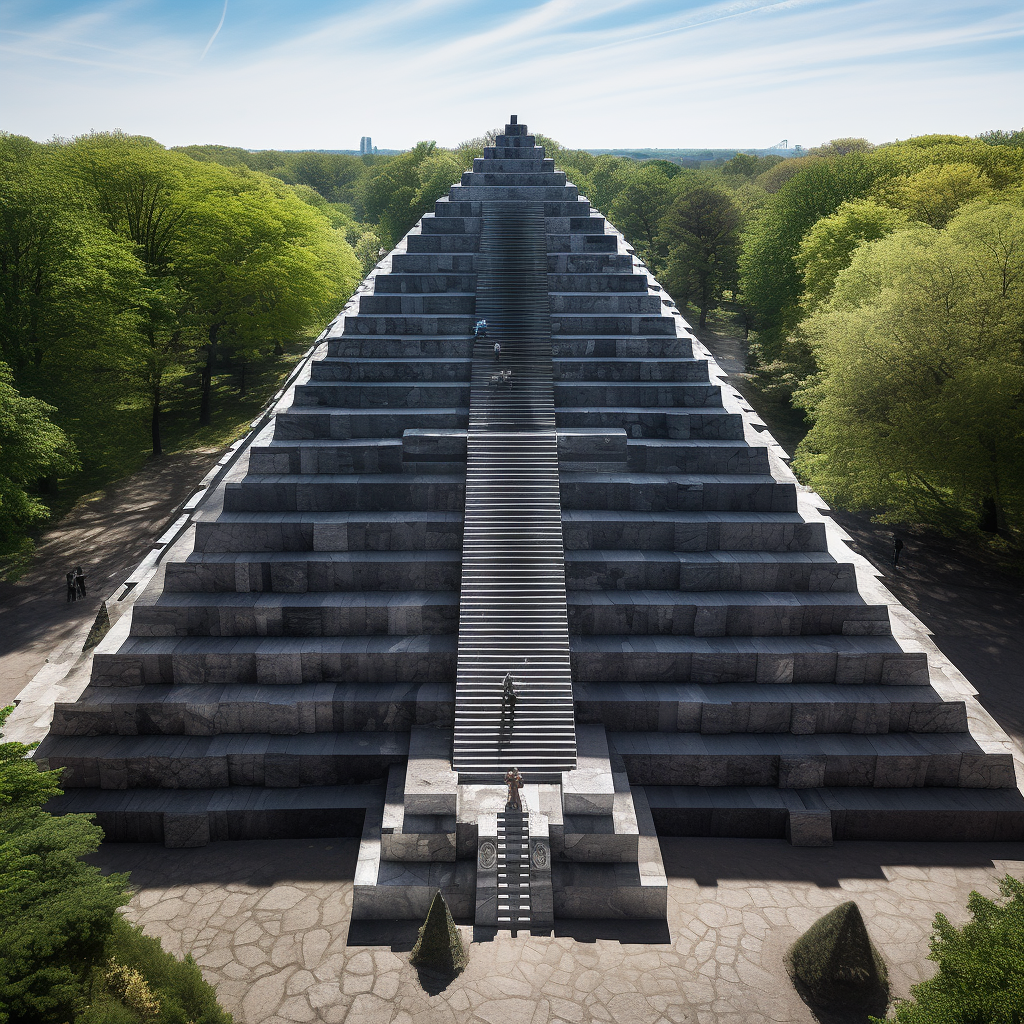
660 837 1024 888
89 837 361 887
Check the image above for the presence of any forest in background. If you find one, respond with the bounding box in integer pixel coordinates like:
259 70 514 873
2 124 1023 572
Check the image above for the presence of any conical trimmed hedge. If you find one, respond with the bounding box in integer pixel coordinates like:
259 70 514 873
787 900 889 1008
410 890 467 975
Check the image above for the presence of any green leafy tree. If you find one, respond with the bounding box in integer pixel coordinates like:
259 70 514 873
0 362 79 561
793 203 1024 534
739 151 890 357
873 875 1024 1024
0 133 142 386
60 132 200 456
808 137 876 158
661 182 742 328
885 162 994 228
608 164 675 266
796 198 908 312
0 705 131 1023
722 152 783 178
179 167 360 425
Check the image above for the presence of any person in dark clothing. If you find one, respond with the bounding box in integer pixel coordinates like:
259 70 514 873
66 571 77 603
892 534 904 567
493 340 501 361
74 567 87 598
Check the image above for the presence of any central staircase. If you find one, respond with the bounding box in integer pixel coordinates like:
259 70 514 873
452 203 576 781
496 810 532 928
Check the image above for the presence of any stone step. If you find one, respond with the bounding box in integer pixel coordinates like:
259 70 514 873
610 731 1016 789
36 732 410 789
193 511 463 553
566 589 888 636
163 549 462 593
550 294 663 315
548 253 634 274
561 473 797 513
448 185 579 202
554 407 743 440
547 274 649 293
564 549 856 592
553 357 710 382
130 590 460 637
551 314 676 336
247 439 408 476
342 310 475 332
570 635 930 686
560 510 828 552
309 358 472 383
554 382 721 407
551 336 695 359
327 335 473 359
223 473 465 513
293 381 471 408
461 171 566 187
357 294 476 315
90 634 457 687
373 273 477 294
50 681 455 736
275 406 469 441
624 440 771 475
388 253 477 274
405 234 479 254
47 784 383 844
574 681 967 734
644 785 1024 842
472 158 553 172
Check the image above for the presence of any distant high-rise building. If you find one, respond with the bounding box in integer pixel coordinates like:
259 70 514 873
359 136 373 155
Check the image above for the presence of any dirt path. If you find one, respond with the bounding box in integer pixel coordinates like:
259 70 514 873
0 450 223 707
693 313 1024 748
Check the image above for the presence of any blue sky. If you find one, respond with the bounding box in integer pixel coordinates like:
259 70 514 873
2 0 1022 150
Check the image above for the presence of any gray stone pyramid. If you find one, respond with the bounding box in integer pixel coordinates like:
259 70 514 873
42 117 1024 927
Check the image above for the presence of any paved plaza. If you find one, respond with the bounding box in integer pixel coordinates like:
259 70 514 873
95 836 1024 1023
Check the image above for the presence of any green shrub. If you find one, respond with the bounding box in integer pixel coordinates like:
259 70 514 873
410 890 467 975
85 915 233 1024
875 875 1024 1024
787 900 889 1010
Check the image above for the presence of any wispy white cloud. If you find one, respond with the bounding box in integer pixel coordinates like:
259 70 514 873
1 0 1022 148
200 0 229 61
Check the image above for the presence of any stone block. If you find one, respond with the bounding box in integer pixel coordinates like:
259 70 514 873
163 812 210 848
405 727 457 815
562 725 615 815
786 810 833 847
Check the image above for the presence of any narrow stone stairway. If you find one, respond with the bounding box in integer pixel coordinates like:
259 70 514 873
452 203 577 781
496 810 531 928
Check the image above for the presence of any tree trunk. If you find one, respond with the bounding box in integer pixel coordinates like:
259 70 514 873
151 380 162 457
199 340 216 427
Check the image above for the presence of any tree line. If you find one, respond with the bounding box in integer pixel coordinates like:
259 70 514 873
549 130 1024 541
3 124 1022 565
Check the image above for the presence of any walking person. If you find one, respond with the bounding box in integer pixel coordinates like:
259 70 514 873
499 671 518 744
65 570 77 603
892 533 904 568
74 566 87 599
493 340 501 361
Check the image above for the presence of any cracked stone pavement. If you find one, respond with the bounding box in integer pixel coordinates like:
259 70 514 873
91 836 1024 1024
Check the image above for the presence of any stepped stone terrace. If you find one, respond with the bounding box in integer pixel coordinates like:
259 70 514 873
41 116 1024 930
